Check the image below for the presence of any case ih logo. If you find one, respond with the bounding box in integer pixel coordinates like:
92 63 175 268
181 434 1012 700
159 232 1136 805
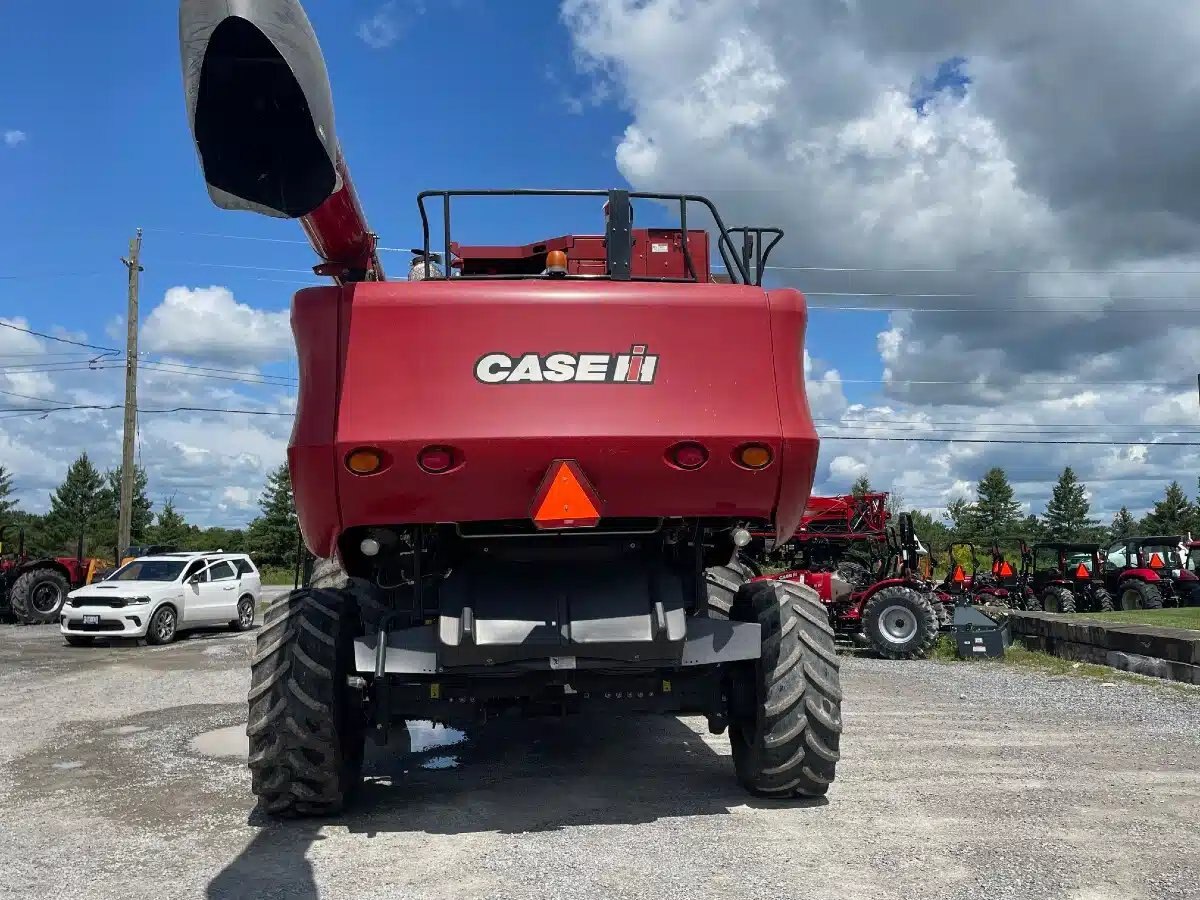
475 345 658 384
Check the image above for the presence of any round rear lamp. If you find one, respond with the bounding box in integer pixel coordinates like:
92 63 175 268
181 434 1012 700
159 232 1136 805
417 445 455 474
346 447 384 475
668 441 709 470
735 443 773 470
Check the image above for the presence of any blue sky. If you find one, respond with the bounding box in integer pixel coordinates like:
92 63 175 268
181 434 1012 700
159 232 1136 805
0 0 884 401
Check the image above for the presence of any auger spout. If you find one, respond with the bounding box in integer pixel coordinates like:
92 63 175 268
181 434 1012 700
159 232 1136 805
179 0 383 281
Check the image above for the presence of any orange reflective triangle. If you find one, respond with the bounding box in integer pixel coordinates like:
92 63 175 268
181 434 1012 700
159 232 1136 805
1074 563 1090 578
1148 552 1164 569
999 561 1014 577
952 565 966 583
531 460 601 529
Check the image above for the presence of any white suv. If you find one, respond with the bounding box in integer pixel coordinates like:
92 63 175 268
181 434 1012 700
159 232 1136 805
61 552 262 646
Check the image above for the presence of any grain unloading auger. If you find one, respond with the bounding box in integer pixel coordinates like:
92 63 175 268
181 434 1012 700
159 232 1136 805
178 0 841 817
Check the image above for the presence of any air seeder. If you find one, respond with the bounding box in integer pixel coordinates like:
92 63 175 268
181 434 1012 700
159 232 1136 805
178 0 841 816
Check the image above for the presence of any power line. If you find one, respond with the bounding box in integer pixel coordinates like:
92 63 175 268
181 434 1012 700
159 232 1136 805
0 385 70 405
822 435 1199 446
814 418 1200 432
0 320 120 354
0 403 293 419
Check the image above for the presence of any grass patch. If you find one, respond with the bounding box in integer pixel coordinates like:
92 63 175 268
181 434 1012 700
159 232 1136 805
1058 607 1200 632
258 564 299 586
932 636 1199 694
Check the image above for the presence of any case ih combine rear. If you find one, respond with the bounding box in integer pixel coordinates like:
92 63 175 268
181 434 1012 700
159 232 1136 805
178 0 841 816
743 493 942 659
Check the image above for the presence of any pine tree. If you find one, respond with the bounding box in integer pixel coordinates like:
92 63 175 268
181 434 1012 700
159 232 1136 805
969 468 1023 541
850 474 872 497
1140 481 1194 535
1019 514 1043 542
96 466 154 554
0 464 16 518
43 453 106 554
150 498 190 548
945 497 975 537
246 463 298 568
1041 466 1098 541
1109 507 1137 541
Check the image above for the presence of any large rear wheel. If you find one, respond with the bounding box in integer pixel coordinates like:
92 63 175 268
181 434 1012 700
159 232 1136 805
704 557 756 620
1041 585 1076 614
728 579 842 798
1119 580 1163 611
861 586 938 660
247 586 366 817
9 568 70 624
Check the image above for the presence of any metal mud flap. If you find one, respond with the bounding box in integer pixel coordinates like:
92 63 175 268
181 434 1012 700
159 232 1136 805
353 558 761 674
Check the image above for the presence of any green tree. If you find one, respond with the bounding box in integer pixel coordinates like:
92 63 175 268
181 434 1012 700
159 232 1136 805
150 498 190 547
970 468 1023 541
1108 507 1138 541
850 474 872 497
1041 466 1098 541
0 464 16 518
95 466 154 555
246 464 298 568
909 508 951 550
43 453 107 555
1140 481 1194 535
944 496 975 536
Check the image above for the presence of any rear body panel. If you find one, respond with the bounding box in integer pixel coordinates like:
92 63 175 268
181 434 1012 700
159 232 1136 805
290 281 818 557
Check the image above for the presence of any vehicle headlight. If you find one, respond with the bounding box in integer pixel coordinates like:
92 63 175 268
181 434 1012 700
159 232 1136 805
126 596 152 605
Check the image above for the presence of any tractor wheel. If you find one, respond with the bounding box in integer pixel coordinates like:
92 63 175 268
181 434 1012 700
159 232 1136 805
1021 590 1041 612
728 579 841 798
1093 587 1115 613
861 586 939 660
309 557 391 634
705 558 755 620
9 568 70 624
1119 581 1163 611
930 596 951 628
247 585 366 818
1040 586 1076 614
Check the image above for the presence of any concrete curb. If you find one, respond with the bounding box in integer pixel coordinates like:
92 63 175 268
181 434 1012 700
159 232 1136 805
1008 610 1200 685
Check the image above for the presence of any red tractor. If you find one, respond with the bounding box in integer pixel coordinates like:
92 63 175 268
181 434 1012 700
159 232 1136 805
0 526 99 624
177 0 841 816
1102 535 1198 609
971 539 1036 610
741 496 940 659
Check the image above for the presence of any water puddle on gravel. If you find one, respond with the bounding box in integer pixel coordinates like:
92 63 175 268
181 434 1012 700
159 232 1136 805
420 755 459 770
190 725 250 760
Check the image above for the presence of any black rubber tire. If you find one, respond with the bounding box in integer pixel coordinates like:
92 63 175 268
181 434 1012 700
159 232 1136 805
247 587 366 818
1093 586 1115 613
64 635 94 647
705 559 754 620
1041 586 1076 614
146 605 178 645
861 586 939 660
729 579 841 798
930 595 951 627
308 557 391 635
9 568 70 624
1021 589 1041 612
1119 580 1164 611
230 594 256 631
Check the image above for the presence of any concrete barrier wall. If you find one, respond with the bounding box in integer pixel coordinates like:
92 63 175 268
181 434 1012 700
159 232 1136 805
1006 611 1200 685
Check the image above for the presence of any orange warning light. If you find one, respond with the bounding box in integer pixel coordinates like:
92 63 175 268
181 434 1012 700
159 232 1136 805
1148 552 1164 569
951 565 966 583
1074 563 1090 578
531 459 602 530
998 561 1014 578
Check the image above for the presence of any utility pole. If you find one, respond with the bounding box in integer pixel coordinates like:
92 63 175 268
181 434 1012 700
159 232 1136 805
118 229 143 557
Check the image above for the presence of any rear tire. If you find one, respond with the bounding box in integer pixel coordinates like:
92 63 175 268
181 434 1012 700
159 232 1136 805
9 569 70 624
1041 586 1076 614
1120 581 1163 611
729 579 841 798
309 557 390 634
247 586 365 818
704 559 755 620
1093 587 1115 613
861 586 939 660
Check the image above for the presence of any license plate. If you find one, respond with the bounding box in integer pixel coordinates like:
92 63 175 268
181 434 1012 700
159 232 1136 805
549 656 577 670
83 615 100 626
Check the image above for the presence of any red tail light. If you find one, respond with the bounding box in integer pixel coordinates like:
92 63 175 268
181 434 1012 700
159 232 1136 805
417 445 458 474
667 441 708 470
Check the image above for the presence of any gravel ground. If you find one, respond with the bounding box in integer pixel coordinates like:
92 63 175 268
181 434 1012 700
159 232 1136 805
0 623 1198 900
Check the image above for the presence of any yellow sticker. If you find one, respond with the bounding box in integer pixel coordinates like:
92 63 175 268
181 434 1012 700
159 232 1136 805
662 679 672 693
430 683 441 699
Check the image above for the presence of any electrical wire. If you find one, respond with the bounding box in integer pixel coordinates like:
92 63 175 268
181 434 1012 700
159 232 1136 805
0 320 120 354
821 436 1199 446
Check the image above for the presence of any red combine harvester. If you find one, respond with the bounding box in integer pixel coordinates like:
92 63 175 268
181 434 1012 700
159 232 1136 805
737 494 941 659
178 0 841 816
0 526 99 624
